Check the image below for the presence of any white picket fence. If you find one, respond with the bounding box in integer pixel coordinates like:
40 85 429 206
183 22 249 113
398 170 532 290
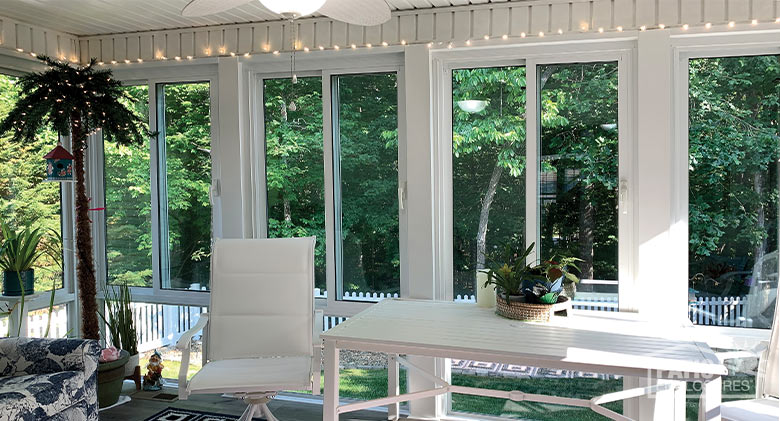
688 296 749 328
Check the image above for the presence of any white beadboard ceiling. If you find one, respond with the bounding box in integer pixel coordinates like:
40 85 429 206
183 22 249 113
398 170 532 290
0 0 518 36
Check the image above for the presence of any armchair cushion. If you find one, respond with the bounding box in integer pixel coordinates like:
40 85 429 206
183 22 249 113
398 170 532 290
721 397 779 421
0 338 99 421
0 370 85 421
187 356 313 395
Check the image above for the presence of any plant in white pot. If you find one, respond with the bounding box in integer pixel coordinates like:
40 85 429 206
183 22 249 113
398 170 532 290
98 281 138 406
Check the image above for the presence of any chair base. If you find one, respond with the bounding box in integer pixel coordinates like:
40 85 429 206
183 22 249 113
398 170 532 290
237 392 279 421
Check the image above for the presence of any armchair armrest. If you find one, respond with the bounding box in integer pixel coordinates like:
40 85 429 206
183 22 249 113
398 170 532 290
177 313 209 400
311 309 323 395
0 338 99 377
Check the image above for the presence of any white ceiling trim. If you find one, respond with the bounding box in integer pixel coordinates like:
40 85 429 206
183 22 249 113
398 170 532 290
69 0 779 64
0 0 778 66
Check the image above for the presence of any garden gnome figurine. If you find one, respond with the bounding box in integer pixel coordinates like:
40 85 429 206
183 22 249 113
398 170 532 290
143 350 164 391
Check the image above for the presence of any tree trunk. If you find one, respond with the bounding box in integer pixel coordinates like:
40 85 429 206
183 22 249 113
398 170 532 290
754 171 766 279
578 184 595 280
476 162 503 270
71 112 100 340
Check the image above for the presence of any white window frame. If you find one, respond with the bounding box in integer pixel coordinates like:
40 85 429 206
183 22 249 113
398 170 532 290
100 64 219 309
432 40 635 310
248 52 407 318
672 31 780 346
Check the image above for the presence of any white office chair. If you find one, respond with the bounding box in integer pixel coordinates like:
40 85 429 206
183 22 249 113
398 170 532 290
177 237 323 421
719 294 778 421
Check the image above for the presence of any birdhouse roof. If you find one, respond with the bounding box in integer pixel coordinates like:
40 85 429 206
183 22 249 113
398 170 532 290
43 145 75 160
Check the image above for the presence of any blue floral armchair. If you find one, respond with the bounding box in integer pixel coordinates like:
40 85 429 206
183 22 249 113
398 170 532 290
0 337 100 421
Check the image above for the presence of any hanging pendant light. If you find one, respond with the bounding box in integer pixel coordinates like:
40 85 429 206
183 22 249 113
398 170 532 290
258 0 327 19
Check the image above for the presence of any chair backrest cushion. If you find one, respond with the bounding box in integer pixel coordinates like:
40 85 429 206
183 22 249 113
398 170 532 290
207 237 315 361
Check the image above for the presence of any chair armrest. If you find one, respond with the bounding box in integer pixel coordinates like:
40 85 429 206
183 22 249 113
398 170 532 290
715 341 768 363
176 313 209 351
177 313 209 400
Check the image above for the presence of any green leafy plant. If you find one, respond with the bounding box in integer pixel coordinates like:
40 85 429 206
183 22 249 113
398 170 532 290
99 282 138 355
0 221 45 272
540 256 583 285
484 242 583 305
484 242 546 303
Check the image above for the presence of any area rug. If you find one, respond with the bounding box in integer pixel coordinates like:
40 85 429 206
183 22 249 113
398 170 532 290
144 407 260 421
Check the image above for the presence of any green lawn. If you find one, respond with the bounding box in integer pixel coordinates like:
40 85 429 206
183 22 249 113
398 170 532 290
308 369 755 421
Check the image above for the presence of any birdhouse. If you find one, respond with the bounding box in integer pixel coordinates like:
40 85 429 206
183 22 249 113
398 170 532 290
43 144 75 182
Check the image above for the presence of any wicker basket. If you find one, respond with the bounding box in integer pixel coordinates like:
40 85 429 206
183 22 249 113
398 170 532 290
495 294 571 322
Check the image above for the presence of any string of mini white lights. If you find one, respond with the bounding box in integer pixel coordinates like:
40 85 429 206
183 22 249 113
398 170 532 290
1 17 778 66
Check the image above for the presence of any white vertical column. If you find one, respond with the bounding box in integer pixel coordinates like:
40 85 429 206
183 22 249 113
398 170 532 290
625 29 687 421
216 57 248 238
403 44 447 420
635 30 686 320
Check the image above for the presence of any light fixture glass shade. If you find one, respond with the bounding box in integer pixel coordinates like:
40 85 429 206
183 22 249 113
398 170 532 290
259 0 327 17
457 100 488 113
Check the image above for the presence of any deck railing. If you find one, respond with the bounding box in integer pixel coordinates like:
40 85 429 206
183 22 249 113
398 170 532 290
1 292 752 347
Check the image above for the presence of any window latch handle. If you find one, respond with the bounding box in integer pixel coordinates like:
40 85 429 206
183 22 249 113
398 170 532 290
619 179 628 215
398 182 406 211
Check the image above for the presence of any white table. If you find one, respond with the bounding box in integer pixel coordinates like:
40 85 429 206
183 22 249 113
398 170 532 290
321 299 727 421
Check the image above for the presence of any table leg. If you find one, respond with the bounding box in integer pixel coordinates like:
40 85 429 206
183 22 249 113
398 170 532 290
324 341 340 421
388 354 400 420
699 376 722 421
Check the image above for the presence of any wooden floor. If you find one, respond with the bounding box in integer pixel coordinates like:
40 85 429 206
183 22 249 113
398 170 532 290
99 382 393 421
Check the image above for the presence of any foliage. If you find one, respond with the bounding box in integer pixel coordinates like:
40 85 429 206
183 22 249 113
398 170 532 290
687 55 779 296
99 282 138 355
0 74 62 291
541 256 583 285
0 221 45 272
264 74 400 293
162 83 212 289
484 242 545 300
103 82 212 290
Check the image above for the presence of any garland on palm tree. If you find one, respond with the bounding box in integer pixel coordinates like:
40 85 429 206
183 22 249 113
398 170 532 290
0 56 151 340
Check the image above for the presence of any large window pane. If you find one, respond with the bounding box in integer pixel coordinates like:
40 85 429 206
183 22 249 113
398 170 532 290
264 77 326 291
333 73 399 297
106 85 152 287
0 74 63 291
452 66 527 299
688 55 779 329
160 82 212 290
539 62 619 300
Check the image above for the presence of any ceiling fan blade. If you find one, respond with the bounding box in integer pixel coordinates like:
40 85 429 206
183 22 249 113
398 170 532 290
318 0 391 26
181 0 253 17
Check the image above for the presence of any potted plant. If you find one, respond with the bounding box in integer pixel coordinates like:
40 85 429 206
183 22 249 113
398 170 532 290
540 256 582 298
98 281 138 407
484 242 574 322
0 221 45 296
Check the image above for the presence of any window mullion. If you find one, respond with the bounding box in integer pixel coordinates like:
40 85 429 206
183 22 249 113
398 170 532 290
149 80 164 296
525 60 540 264
322 71 338 307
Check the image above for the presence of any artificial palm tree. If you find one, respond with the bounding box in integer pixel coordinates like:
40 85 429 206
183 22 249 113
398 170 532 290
0 56 149 339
